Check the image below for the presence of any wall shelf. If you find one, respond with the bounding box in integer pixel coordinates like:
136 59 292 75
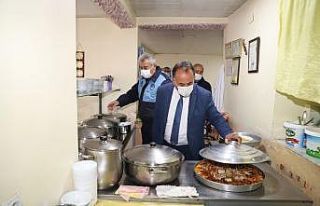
77 88 120 114
276 140 320 166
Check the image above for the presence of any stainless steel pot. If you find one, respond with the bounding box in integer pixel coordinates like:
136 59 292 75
122 142 184 185
78 125 107 151
93 112 127 123
82 137 123 190
118 121 131 134
82 115 117 138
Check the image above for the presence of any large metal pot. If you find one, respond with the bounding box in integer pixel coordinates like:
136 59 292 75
82 137 123 190
78 125 107 151
122 142 184 185
94 112 127 123
82 115 117 138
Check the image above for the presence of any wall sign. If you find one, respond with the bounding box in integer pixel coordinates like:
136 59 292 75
248 37 260 73
76 51 85 78
225 39 244 59
231 57 241 85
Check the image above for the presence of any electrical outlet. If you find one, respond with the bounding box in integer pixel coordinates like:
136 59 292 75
1 194 22 206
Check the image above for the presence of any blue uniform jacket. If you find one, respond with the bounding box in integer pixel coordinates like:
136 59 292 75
152 83 232 159
117 68 171 119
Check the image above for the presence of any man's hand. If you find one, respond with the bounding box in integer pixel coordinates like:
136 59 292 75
107 100 119 111
225 132 242 144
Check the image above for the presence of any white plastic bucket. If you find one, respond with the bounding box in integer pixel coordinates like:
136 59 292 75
305 126 320 159
283 121 305 148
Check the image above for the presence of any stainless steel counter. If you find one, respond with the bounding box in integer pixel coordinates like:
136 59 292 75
98 161 312 206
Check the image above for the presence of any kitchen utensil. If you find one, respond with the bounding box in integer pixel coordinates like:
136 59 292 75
305 126 320 159
304 118 314 126
199 141 270 164
122 142 184 185
83 137 123 190
302 111 307 125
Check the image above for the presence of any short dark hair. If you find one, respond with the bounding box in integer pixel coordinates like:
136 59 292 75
172 61 195 77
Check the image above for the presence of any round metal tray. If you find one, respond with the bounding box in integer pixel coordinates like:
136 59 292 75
194 162 265 192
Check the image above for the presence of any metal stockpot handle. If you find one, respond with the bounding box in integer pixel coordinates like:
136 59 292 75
150 142 156 148
78 152 94 160
148 167 168 174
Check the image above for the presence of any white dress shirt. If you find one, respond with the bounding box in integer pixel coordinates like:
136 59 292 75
164 88 190 145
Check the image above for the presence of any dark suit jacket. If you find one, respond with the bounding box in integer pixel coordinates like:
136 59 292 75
152 83 232 159
196 77 212 93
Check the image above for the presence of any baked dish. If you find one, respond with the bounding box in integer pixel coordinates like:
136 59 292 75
194 159 264 185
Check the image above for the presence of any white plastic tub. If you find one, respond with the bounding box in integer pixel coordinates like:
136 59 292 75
305 126 320 159
283 121 305 148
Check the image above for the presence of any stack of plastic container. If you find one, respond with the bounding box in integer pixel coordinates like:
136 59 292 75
72 160 98 205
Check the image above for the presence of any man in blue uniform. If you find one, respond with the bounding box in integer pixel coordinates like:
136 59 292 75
107 53 171 144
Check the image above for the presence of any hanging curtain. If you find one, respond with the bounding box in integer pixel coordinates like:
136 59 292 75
213 65 225 112
276 0 320 104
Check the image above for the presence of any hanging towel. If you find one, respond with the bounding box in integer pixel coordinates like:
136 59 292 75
213 65 225 112
276 0 320 104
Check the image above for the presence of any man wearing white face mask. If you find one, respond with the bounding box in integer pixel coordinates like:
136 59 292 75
107 53 170 144
152 61 241 160
194 63 212 93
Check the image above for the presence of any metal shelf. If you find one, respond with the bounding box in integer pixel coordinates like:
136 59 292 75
77 88 120 97
77 88 120 114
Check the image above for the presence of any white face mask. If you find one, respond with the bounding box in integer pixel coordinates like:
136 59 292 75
140 69 152 79
195 73 202 81
177 84 194 97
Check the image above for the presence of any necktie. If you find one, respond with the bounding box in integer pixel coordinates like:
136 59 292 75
171 96 183 145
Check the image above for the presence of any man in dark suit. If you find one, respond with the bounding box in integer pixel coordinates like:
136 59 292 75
153 61 240 160
194 63 212 93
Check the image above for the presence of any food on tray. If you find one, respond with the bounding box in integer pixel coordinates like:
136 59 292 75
194 159 264 185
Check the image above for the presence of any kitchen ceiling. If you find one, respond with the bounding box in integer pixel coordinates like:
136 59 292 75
130 0 247 17
77 0 247 18
77 0 106 18
139 29 223 55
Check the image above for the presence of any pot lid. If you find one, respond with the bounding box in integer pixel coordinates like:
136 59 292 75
199 141 270 164
82 117 114 129
78 126 106 139
83 138 122 152
94 112 127 123
123 142 184 166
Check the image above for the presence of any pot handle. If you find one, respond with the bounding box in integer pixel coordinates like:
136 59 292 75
100 135 111 141
78 152 94 160
150 142 156 148
148 167 168 174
